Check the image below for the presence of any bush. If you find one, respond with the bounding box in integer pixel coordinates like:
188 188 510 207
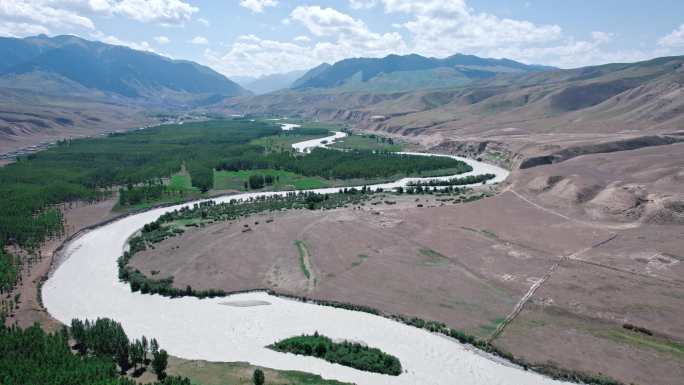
269 333 402 376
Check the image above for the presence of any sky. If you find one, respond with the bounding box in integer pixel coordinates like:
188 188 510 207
2 0 684 78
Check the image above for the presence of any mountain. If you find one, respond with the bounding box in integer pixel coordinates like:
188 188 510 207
235 70 308 95
290 63 332 89
227 54 684 138
290 54 553 92
0 35 248 103
0 34 251 155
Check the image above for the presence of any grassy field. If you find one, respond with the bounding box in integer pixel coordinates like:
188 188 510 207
329 134 402 152
418 248 450 266
168 173 196 192
600 328 684 359
213 169 329 191
141 356 350 385
294 240 312 279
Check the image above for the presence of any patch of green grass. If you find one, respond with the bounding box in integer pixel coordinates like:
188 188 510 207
329 134 402 152
251 134 329 153
460 227 499 240
168 174 195 191
478 317 506 335
213 169 329 191
294 240 311 279
418 248 450 266
600 329 684 358
481 229 498 239
351 254 370 268
164 356 350 385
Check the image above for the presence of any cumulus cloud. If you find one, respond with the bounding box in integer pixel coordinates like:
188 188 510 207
197 17 210 27
0 22 50 37
92 31 155 52
0 1 96 31
207 6 409 78
154 35 170 44
349 0 376 10
379 0 561 57
0 0 198 39
91 0 198 25
293 35 311 43
289 6 405 53
189 36 208 45
239 0 278 13
205 36 317 77
659 24 684 48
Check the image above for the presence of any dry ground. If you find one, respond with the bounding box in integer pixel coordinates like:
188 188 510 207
131 191 609 337
4 198 119 331
130 161 684 385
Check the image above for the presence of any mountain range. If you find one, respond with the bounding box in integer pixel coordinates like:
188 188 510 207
288 54 554 92
228 54 684 139
0 34 249 154
0 35 247 103
3 34 684 160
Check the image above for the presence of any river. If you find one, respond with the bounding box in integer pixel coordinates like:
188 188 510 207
42 125 570 385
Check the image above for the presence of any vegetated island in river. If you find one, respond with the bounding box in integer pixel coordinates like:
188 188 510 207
269 332 403 376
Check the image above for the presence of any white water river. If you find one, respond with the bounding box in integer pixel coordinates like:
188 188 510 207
43 126 570 385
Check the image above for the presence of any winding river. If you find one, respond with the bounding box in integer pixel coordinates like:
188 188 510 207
42 125 569 385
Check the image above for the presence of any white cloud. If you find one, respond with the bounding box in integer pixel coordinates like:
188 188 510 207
94 32 154 52
0 22 50 37
154 35 170 44
592 31 614 44
289 6 406 55
382 0 468 16
239 0 278 13
208 7 408 78
95 0 198 25
0 1 96 31
197 17 210 27
659 24 684 48
293 35 311 43
0 0 198 39
189 36 208 45
349 0 376 10
380 0 561 58
291 6 367 37
486 34 650 68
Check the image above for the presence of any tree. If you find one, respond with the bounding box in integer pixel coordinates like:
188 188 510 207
151 338 159 356
142 336 149 363
248 174 265 189
130 340 144 370
152 349 169 380
116 343 130 373
253 368 265 385
315 342 327 357
70 318 87 355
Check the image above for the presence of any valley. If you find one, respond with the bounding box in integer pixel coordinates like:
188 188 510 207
0 15 683 385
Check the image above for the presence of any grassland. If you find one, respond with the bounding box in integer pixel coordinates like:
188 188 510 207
328 134 402 152
157 356 350 385
213 169 328 191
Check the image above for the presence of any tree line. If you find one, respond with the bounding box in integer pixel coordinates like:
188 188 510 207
269 332 402 376
0 120 281 251
406 173 496 187
217 148 471 181
117 190 376 298
0 318 190 385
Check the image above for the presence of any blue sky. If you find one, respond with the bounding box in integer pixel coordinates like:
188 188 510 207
2 1 684 78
